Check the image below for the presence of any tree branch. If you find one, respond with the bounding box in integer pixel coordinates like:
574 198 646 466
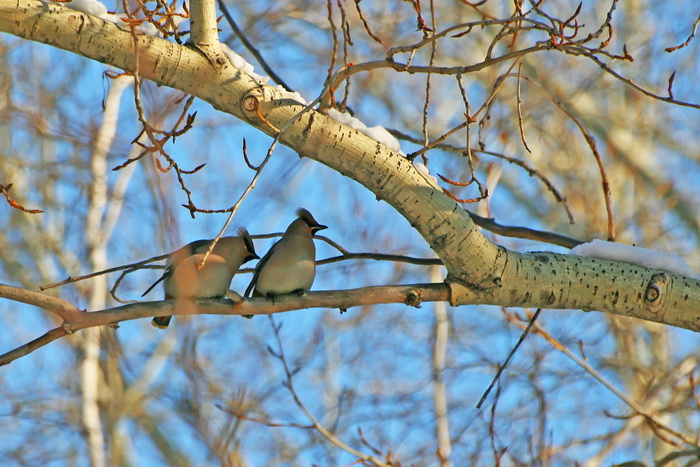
189 0 221 53
0 284 449 365
0 283 83 321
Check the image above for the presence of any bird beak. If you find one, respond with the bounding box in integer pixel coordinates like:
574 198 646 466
312 224 328 233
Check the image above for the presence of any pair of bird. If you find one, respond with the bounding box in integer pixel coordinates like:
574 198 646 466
143 208 327 329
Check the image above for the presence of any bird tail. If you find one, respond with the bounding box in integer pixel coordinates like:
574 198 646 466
142 275 166 297
244 282 254 298
151 316 172 329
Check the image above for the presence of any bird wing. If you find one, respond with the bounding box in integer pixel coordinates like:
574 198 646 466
244 237 281 297
141 239 213 297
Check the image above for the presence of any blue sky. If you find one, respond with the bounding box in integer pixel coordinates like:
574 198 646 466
1 1 700 464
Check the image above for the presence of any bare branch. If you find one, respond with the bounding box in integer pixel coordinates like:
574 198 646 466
216 0 292 91
665 14 700 53
189 0 221 52
0 183 44 213
0 283 83 321
269 316 390 466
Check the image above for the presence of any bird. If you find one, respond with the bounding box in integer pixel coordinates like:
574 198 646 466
144 227 259 329
244 208 327 301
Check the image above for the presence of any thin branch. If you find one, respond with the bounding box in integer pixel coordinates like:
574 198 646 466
323 44 551 105
351 0 384 45
268 316 389 466
40 256 168 291
0 283 83 321
408 57 522 160
0 183 44 213
664 14 700 53
467 211 583 249
0 327 69 367
518 75 615 239
525 315 698 448
477 308 542 408
583 53 700 110
391 128 575 225
216 0 292 90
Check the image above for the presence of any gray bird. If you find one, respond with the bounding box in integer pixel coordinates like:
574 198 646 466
245 209 327 300
144 228 259 329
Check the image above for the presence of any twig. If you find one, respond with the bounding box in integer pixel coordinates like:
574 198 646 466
0 183 44 214
352 0 384 45
216 0 292 91
515 63 531 153
268 316 389 466
665 14 700 53
477 308 542 408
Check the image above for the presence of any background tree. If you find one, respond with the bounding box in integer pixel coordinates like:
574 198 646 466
0 0 699 465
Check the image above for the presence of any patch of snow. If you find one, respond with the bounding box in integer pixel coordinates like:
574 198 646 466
570 239 697 278
221 44 268 85
66 0 120 23
275 85 309 106
414 162 442 190
327 108 404 155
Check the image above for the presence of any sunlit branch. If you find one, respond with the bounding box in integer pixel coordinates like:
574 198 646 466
0 284 450 366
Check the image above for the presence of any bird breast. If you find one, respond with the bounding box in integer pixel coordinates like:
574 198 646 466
164 254 236 299
255 235 316 295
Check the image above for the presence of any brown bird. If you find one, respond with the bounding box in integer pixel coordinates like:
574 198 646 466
144 228 258 329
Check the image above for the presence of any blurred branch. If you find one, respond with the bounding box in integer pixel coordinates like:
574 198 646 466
268 316 391 466
0 283 450 365
431 265 452 467
0 183 43 213
506 310 699 449
216 0 292 91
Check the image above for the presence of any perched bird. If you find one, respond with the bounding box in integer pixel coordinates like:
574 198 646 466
245 208 327 300
144 228 259 329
